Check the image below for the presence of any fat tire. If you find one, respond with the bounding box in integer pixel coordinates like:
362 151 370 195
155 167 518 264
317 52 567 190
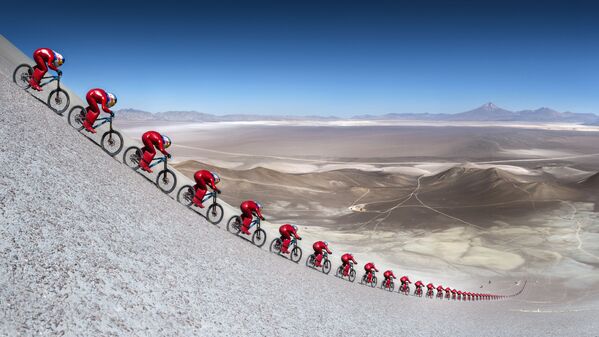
101 130 124 156
156 169 177 194
47 88 70 114
206 203 224 224
252 229 267 247
13 64 32 89
177 185 194 206
227 216 241 234
67 105 85 130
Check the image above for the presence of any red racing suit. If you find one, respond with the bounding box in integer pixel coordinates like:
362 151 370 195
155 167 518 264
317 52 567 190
83 88 112 133
192 170 220 208
414 281 424 295
436 285 444 297
341 253 357 276
445 287 452 298
426 283 435 296
364 262 378 283
312 241 331 267
383 270 396 288
240 200 264 235
279 224 300 254
139 131 170 173
30 48 60 89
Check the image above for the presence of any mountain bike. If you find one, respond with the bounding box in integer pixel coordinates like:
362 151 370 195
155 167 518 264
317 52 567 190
226 215 267 248
269 237 302 263
335 262 357 282
399 283 410 295
436 291 444 299
305 251 331 274
426 289 435 299
12 64 70 114
67 106 123 156
176 185 224 224
380 278 395 292
122 148 177 194
360 272 377 288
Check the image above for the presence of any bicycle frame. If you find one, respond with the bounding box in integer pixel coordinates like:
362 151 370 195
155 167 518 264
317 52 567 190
248 217 261 230
201 190 218 204
93 115 115 130
149 155 168 169
39 75 59 87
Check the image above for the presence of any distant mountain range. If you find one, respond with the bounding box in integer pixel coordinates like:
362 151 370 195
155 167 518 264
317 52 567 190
116 102 599 124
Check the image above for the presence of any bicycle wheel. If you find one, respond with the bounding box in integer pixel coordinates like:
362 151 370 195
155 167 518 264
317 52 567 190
13 64 32 89
227 216 241 234
349 269 356 282
123 146 142 169
101 130 124 156
176 185 194 206
322 259 331 274
156 169 177 194
360 274 367 285
269 238 282 254
67 105 85 130
371 276 377 288
389 281 395 292
47 88 70 114
290 246 302 263
252 228 267 247
305 254 315 268
336 266 342 277
206 203 224 225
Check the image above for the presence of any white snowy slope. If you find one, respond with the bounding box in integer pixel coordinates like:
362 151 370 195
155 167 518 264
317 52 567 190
0 37 597 336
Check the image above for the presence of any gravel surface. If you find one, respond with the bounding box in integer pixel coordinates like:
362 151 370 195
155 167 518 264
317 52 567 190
1 37 598 336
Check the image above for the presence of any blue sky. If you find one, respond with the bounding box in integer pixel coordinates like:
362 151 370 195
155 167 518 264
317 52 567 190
2 0 598 116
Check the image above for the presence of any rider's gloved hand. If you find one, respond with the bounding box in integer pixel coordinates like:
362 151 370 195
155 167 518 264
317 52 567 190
167 153 172 159
260 216 266 221
297 237 302 240
216 189 222 194
57 70 63 76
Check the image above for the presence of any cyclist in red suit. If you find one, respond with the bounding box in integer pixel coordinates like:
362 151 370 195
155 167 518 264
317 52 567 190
445 287 452 299
341 253 357 277
414 280 424 296
364 262 378 283
278 224 301 254
400 275 411 288
383 270 396 289
451 289 457 300
312 241 331 267
436 284 444 298
192 170 221 208
139 131 171 173
29 48 64 91
82 88 117 133
426 283 435 297
239 200 264 235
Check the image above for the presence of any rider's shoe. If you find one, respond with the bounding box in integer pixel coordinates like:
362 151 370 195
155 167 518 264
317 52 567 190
240 227 251 235
192 198 205 208
139 161 153 173
28 78 42 91
82 120 97 134
139 151 154 173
